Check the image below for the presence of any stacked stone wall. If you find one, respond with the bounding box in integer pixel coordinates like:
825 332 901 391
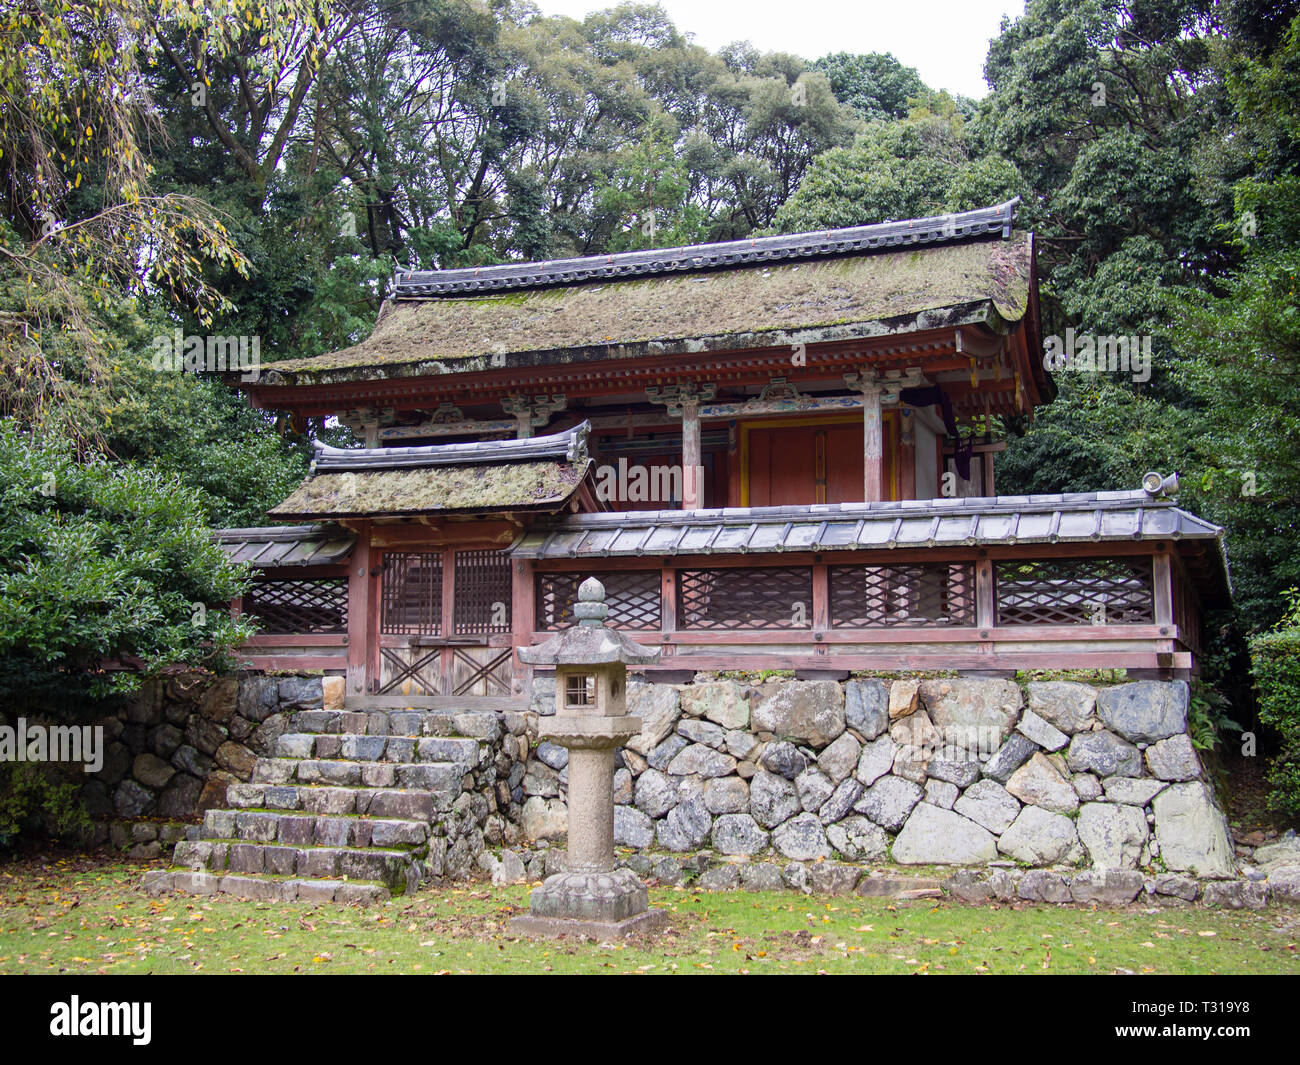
511 672 1256 896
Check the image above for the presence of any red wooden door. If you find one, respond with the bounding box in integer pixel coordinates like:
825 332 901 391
747 427 817 506
823 425 866 503
746 419 893 505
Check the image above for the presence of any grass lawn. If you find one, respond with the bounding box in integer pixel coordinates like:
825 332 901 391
1 855 1297 975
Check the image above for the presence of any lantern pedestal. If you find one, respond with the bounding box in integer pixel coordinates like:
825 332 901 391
508 577 665 939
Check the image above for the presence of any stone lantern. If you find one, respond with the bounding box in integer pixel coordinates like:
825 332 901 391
510 577 666 938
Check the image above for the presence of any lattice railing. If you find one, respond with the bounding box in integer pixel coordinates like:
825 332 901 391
677 566 812 630
453 549 512 635
829 562 976 628
996 558 1154 626
536 570 661 630
381 552 443 635
245 577 348 634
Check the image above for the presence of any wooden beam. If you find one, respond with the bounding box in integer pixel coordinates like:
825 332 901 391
344 695 526 711
641 651 1194 673
242 655 348 671
244 634 348 647
381 418 515 441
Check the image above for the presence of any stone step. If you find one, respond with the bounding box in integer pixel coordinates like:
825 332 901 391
201 809 431 850
172 838 420 893
287 708 502 741
251 757 470 792
227 782 456 820
273 733 481 765
142 868 392 905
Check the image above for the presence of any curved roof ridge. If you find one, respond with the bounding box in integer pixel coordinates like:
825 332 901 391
393 200 1019 299
310 421 590 472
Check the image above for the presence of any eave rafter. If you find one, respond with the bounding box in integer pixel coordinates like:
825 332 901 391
244 321 1045 423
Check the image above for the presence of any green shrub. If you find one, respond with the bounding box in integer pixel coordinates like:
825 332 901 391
1249 589 1300 816
0 420 255 708
0 762 91 850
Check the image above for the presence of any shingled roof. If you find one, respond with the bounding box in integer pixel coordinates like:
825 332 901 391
509 488 1231 605
251 201 1035 387
267 423 594 519
211 524 356 568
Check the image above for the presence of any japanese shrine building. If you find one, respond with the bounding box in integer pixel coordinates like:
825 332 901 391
221 200 1229 705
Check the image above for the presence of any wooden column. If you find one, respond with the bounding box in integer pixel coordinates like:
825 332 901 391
681 397 702 511
862 384 884 502
346 521 373 698
1152 548 1174 628
975 555 995 633
845 370 885 502
511 558 536 696
811 563 830 631
660 566 678 634
647 382 715 512
899 408 916 501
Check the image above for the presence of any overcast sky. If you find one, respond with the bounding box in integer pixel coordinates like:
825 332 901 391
530 0 1028 99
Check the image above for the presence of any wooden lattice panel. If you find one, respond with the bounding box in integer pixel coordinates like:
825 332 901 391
244 577 348 634
536 571 661 630
829 563 976 628
380 552 443 635
996 558 1154 626
453 549 513 635
677 567 812 630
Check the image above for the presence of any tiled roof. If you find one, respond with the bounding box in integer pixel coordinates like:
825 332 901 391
212 524 356 568
509 490 1230 603
250 203 1036 384
393 200 1018 298
309 423 589 471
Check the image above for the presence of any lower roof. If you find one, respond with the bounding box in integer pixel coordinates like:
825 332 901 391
509 491 1230 604
212 524 355 568
267 423 593 520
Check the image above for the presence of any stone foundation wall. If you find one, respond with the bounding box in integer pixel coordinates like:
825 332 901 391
79 667 1290 908
78 672 344 849
518 672 1238 880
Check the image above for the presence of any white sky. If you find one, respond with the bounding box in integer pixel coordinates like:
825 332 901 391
529 0 1027 99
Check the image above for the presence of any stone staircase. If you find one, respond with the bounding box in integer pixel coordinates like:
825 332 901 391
144 706 501 904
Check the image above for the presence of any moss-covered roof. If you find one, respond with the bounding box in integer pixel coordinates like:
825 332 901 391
257 233 1033 385
268 459 590 519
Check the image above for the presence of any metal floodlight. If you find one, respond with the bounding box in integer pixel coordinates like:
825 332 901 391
1142 470 1179 497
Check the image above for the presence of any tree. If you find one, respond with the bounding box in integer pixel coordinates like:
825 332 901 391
770 100 1025 232
812 52 929 122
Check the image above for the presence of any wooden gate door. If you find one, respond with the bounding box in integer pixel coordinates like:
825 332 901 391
376 548 514 696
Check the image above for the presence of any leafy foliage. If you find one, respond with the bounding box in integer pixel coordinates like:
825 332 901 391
0 763 91 847
0 423 254 709
1249 589 1300 814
